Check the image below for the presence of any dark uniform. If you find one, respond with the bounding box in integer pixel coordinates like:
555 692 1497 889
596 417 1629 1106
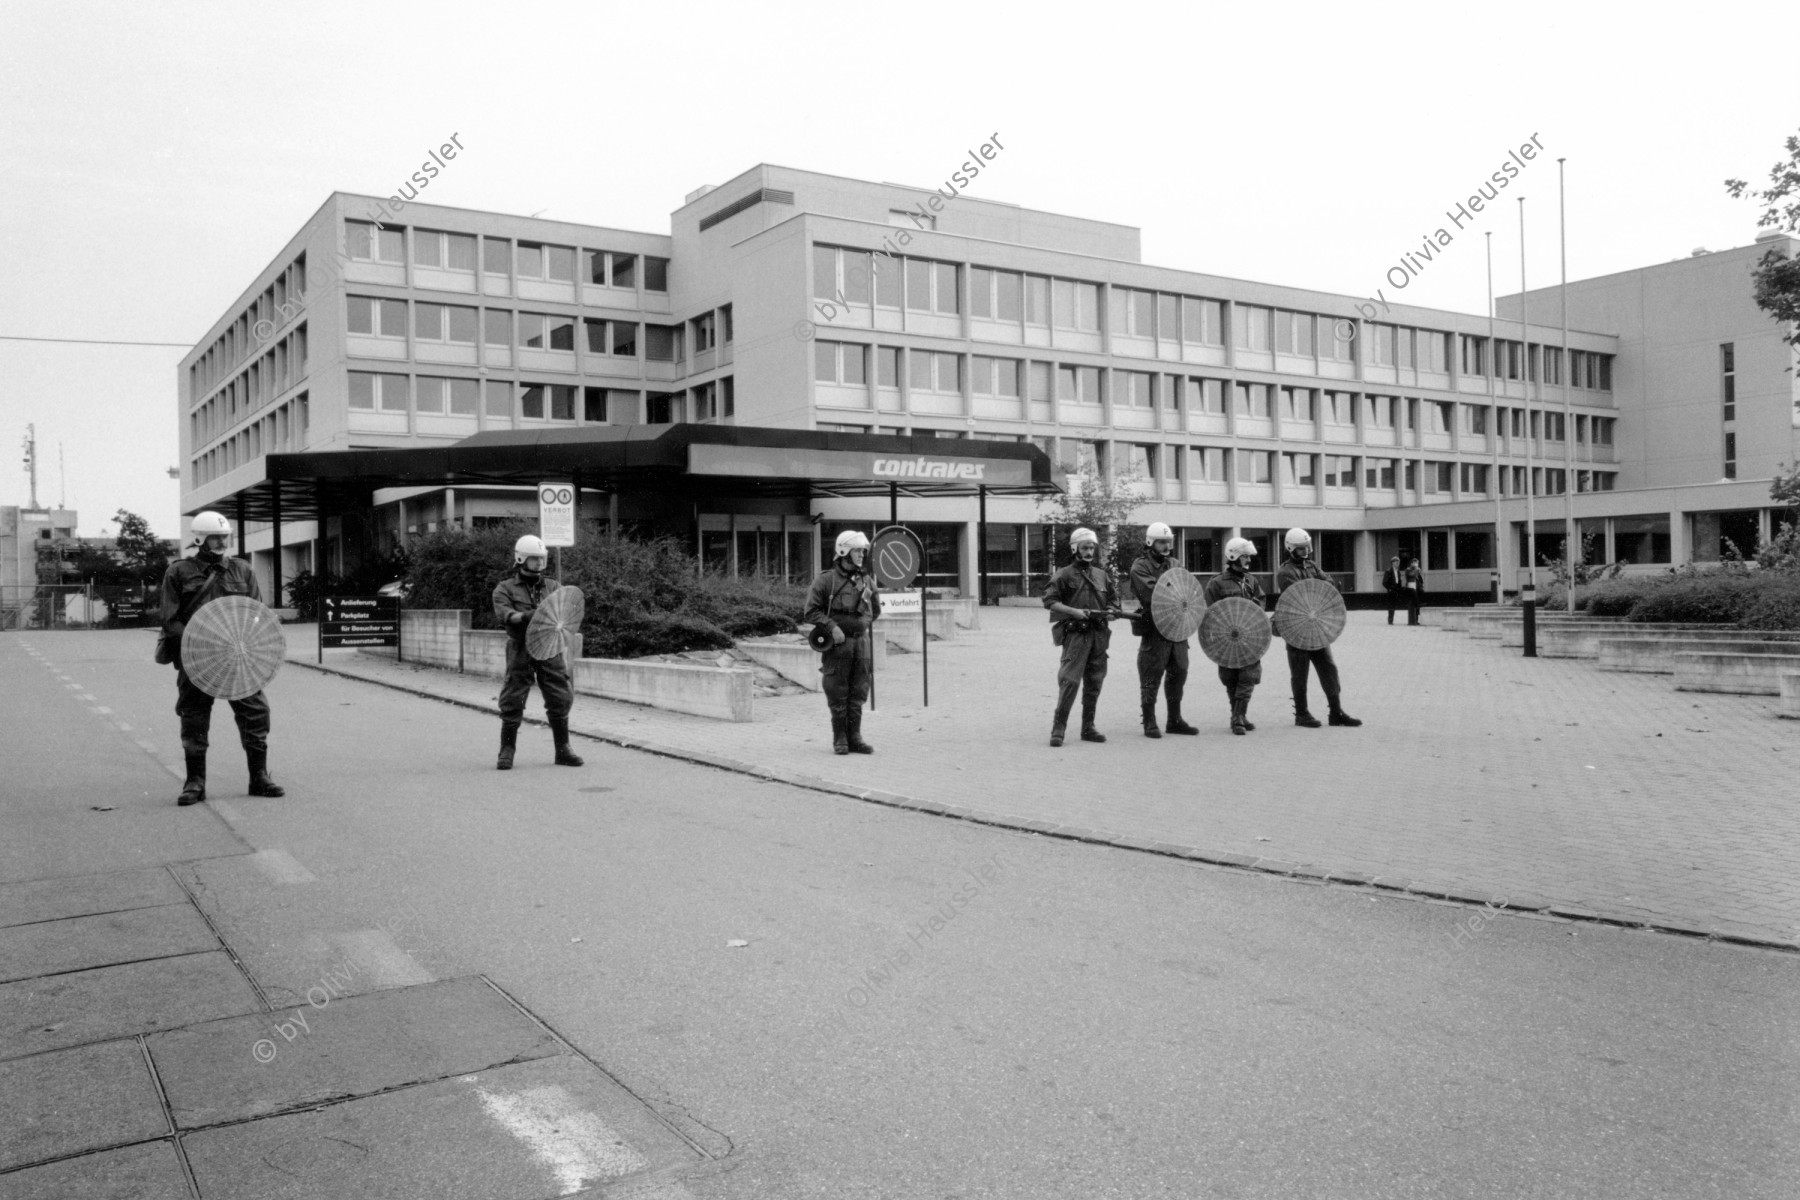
492 571 577 763
804 561 882 753
159 552 275 798
1275 555 1350 726
1202 568 1265 732
1402 560 1425 625
1042 559 1118 742
1128 550 1194 735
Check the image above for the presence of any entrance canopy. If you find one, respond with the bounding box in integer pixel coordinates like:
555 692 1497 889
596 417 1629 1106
226 425 1062 521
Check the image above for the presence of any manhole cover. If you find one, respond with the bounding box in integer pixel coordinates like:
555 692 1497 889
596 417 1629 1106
578 787 616 794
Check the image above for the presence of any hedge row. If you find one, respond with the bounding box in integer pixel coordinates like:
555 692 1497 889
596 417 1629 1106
1563 567 1800 629
401 521 807 658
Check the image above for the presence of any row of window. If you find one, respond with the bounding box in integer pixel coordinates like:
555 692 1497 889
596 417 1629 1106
192 396 308 488
810 246 1616 383
347 296 724 361
344 371 735 425
348 220 670 291
1041 442 1614 496
811 341 1617 442
191 258 310 396
191 326 309 451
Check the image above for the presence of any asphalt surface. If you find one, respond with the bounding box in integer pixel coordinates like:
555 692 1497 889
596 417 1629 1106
3 629 1797 1199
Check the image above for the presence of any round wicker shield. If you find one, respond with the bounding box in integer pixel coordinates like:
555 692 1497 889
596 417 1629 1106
1198 596 1272 669
180 594 285 700
526 585 585 661
1150 568 1206 641
1273 578 1347 651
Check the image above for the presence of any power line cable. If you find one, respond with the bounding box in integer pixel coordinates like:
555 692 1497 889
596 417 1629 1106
0 334 192 348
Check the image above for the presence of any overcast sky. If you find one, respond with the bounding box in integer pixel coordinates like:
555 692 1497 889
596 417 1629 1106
1 0 1795 537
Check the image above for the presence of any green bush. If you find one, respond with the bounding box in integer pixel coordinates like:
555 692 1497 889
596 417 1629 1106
284 547 412 619
1626 571 1761 624
399 523 804 657
1738 587 1800 630
584 610 733 658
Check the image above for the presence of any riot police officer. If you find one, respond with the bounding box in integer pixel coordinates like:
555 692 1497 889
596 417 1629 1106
805 530 882 754
1129 522 1198 737
1042 526 1119 747
492 534 583 770
158 511 283 805
1274 528 1362 728
1202 537 1265 735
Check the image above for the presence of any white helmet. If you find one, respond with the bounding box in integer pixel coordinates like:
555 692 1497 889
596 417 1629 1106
514 534 548 566
1069 527 1099 549
834 530 870 558
1284 528 1313 552
1146 522 1174 543
190 511 231 548
1225 537 1258 564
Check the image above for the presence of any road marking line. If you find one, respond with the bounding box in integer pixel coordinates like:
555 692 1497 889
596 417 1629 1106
474 1084 648 1190
249 848 317 884
334 929 433 988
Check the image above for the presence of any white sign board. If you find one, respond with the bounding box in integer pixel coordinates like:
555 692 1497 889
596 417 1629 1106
880 591 922 615
537 482 576 547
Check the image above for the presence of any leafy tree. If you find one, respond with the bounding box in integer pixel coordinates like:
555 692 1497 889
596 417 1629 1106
111 509 172 587
1725 130 1800 349
1034 468 1145 573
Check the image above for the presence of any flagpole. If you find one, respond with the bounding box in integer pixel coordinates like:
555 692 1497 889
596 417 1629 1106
1519 197 1537 657
1560 157 1576 613
1487 232 1503 604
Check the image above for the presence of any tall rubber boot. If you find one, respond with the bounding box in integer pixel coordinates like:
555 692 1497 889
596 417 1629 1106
1230 699 1247 736
551 717 584 766
1141 703 1162 739
177 753 206 806
846 708 874 754
247 750 285 797
1080 697 1106 743
1239 694 1256 732
1294 675 1321 726
832 716 849 755
496 723 517 770
1165 694 1198 735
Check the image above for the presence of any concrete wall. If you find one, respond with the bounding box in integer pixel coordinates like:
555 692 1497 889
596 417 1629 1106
399 609 470 669
569 657 752 721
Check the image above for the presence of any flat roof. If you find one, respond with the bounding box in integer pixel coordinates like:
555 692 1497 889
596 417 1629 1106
218 424 1061 522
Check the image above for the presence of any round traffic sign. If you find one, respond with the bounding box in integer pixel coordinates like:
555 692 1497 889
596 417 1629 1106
540 485 573 505
872 525 924 590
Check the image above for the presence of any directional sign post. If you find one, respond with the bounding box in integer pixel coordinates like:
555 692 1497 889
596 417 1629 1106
874 525 929 707
318 596 401 663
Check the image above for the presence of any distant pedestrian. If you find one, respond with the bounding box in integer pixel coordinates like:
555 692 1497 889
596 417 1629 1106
1275 528 1360 729
805 531 881 755
1042 527 1120 747
1203 538 1265 735
1129 522 1197 738
492 534 583 770
1402 555 1426 625
158 511 283 806
1383 556 1406 625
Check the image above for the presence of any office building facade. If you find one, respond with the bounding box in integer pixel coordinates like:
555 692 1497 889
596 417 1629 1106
177 167 1798 603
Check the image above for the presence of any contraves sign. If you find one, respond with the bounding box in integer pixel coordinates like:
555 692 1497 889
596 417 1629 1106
687 444 1031 486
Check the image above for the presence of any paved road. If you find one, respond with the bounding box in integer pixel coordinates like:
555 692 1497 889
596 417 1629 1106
288 606 1800 948
3 629 1797 1199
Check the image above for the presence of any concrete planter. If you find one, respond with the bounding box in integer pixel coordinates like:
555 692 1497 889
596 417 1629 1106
569 657 753 721
1498 618 1631 649
400 609 471 669
739 635 885 692
1542 625 1800 660
875 606 958 652
1599 636 1800 674
1673 651 1800 696
932 597 981 630
1779 672 1800 719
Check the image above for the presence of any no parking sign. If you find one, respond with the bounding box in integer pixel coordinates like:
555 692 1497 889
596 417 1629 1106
538 482 576 547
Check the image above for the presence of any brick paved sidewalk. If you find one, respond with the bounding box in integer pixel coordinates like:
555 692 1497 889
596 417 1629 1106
283 610 1800 950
